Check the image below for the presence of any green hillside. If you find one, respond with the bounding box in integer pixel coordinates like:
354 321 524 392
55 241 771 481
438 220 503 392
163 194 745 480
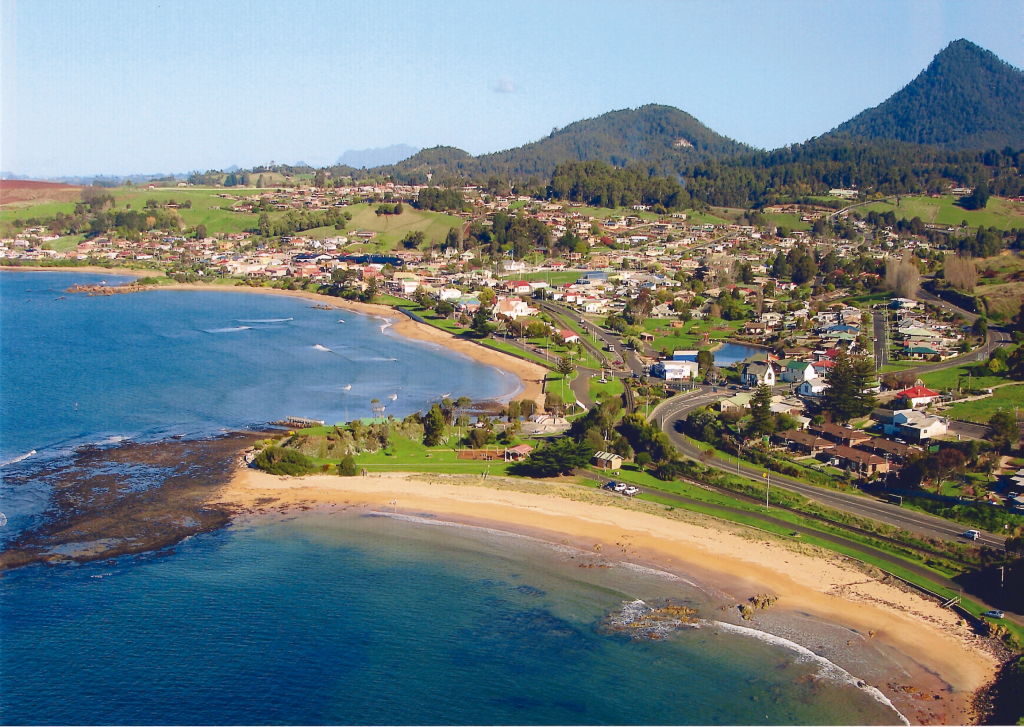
825 39 1024 150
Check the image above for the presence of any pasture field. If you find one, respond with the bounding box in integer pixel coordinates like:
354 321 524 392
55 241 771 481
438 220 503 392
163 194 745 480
859 195 1024 231
760 212 812 231
301 203 462 250
943 383 1024 423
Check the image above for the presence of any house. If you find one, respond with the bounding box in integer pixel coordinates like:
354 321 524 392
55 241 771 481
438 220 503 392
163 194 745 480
896 385 940 408
740 362 775 387
829 445 889 477
855 437 920 463
810 422 871 447
878 409 949 441
592 451 623 470
719 392 753 412
780 360 815 384
798 377 828 397
773 429 835 455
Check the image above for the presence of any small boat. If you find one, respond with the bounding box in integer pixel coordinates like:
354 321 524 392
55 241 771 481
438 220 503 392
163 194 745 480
388 393 398 401
342 384 352 391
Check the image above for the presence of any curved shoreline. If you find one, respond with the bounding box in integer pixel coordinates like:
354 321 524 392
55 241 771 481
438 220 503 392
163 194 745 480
217 467 1002 725
0 268 548 409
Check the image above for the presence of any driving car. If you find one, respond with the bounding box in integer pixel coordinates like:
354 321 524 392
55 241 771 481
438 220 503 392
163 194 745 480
982 610 1004 619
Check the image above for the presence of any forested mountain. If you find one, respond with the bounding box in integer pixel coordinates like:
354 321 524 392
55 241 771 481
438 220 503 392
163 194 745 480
380 105 749 184
822 39 1024 150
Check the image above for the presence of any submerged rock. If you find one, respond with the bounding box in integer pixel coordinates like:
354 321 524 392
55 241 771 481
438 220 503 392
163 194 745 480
599 598 700 640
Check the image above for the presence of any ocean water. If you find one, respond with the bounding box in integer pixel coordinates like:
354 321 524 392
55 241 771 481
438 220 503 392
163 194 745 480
0 271 515 462
0 512 906 726
0 272 908 725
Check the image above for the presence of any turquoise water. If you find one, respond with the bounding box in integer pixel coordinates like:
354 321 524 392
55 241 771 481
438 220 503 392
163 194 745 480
0 512 905 725
0 272 908 725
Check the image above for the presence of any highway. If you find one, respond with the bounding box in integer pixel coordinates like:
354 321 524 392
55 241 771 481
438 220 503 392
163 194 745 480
650 388 1008 549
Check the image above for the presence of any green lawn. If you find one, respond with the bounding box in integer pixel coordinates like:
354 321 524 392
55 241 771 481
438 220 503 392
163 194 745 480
943 383 1024 423
500 270 583 284
589 375 624 402
0 200 80 231
640 318 745 352
760 212 812 231
919 364 1009 391
333 203 462 249
859 195 1024 231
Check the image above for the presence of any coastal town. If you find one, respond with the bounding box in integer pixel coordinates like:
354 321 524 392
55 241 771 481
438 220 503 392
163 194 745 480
4 179 1023 522
4 6 1024 724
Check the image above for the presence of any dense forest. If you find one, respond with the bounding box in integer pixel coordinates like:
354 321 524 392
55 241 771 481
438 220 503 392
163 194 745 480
824 40 1024 150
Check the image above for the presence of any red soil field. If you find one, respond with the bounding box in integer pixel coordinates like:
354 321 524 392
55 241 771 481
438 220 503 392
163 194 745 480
0 180 83 205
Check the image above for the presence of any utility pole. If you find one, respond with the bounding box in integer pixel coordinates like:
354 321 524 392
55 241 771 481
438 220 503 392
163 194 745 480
764 470 770 511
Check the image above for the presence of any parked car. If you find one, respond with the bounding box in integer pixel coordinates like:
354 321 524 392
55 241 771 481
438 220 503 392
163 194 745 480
602 481 618 491
612 482 629 493
962 529 981 541
982 610 1004 619
623 486 640 496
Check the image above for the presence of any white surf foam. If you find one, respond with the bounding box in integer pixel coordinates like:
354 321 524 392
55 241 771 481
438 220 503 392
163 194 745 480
204 326 252 333
237 317 293 323
0 449 36 468
713 621 910 724
312 344 333 352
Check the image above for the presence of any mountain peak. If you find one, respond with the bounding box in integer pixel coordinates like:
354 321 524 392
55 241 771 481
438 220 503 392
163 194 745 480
824 39 1024 149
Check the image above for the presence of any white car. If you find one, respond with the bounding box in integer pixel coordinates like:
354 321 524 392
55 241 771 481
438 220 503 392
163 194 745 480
962 529 981 541
623 486 640 496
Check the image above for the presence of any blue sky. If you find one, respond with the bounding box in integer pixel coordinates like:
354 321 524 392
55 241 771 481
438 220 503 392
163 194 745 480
2 0 1022 177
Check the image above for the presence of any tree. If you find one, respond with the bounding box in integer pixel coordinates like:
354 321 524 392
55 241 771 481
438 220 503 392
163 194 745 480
545 391 565 416
958 182 990 211
822 352 877 423
195 224 207 239
556 355 575 376
338 455 358 476
470 305 494 337
400 231 425 249
510 437 593 477
697 349 714 375
422 404 446 447
988 410 1019 453
748 385 774 435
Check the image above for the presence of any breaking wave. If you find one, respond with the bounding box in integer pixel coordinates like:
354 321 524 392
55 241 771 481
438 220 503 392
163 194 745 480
713 621 909 724
203 326 252 334
237 317 293 323
0 449 36 468
312 344 333 352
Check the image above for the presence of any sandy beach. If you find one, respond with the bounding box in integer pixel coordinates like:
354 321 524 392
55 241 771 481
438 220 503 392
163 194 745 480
217 467 1002 725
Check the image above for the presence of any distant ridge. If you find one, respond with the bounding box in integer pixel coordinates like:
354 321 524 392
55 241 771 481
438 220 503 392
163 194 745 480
380 105 750 182
337 144 420 168
822 39 1024 150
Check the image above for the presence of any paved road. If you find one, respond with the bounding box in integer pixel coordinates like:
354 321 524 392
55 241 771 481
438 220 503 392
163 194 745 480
872 308 889 370
650 389 1008 548
947 420 992 441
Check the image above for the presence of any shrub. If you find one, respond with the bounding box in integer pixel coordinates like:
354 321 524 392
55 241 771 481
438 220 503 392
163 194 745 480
338 455 358 476
254 446 316 476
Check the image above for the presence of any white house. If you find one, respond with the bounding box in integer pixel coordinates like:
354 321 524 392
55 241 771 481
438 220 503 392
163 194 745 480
890 410 948 441
798 377 828 397
741 362 775 387
780 360 816 384
652 359 699 380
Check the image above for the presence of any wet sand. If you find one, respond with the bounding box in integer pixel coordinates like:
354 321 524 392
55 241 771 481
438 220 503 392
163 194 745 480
216 467 1005 725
